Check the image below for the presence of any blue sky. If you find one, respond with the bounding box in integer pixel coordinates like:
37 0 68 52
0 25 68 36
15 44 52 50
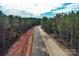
0 0 79 18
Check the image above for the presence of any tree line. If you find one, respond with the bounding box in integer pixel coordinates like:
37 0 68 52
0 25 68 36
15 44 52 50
41 11 79 55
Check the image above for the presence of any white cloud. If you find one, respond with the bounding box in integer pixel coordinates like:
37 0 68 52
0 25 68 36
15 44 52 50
0 0 79 17
0 0 63 17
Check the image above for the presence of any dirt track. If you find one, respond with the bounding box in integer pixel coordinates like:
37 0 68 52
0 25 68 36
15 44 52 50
6 28 34 56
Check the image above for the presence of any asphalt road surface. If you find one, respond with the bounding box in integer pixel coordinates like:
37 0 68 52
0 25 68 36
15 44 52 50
32 26 49 56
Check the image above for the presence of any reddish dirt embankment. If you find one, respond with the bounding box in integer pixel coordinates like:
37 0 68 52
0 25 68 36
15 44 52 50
6 28 34 56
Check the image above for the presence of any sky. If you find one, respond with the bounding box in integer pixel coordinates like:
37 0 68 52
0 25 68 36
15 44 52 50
0 0 79 18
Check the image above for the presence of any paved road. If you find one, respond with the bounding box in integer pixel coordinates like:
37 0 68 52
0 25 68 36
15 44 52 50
32 26 49 56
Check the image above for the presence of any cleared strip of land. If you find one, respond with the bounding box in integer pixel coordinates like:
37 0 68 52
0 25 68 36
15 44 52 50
6 26 72 56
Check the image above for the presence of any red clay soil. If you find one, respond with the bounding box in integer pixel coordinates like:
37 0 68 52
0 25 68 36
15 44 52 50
6 28 34 56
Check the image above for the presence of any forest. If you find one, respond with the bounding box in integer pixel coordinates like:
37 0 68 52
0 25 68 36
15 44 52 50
41 11 79 55
0 10 79 55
